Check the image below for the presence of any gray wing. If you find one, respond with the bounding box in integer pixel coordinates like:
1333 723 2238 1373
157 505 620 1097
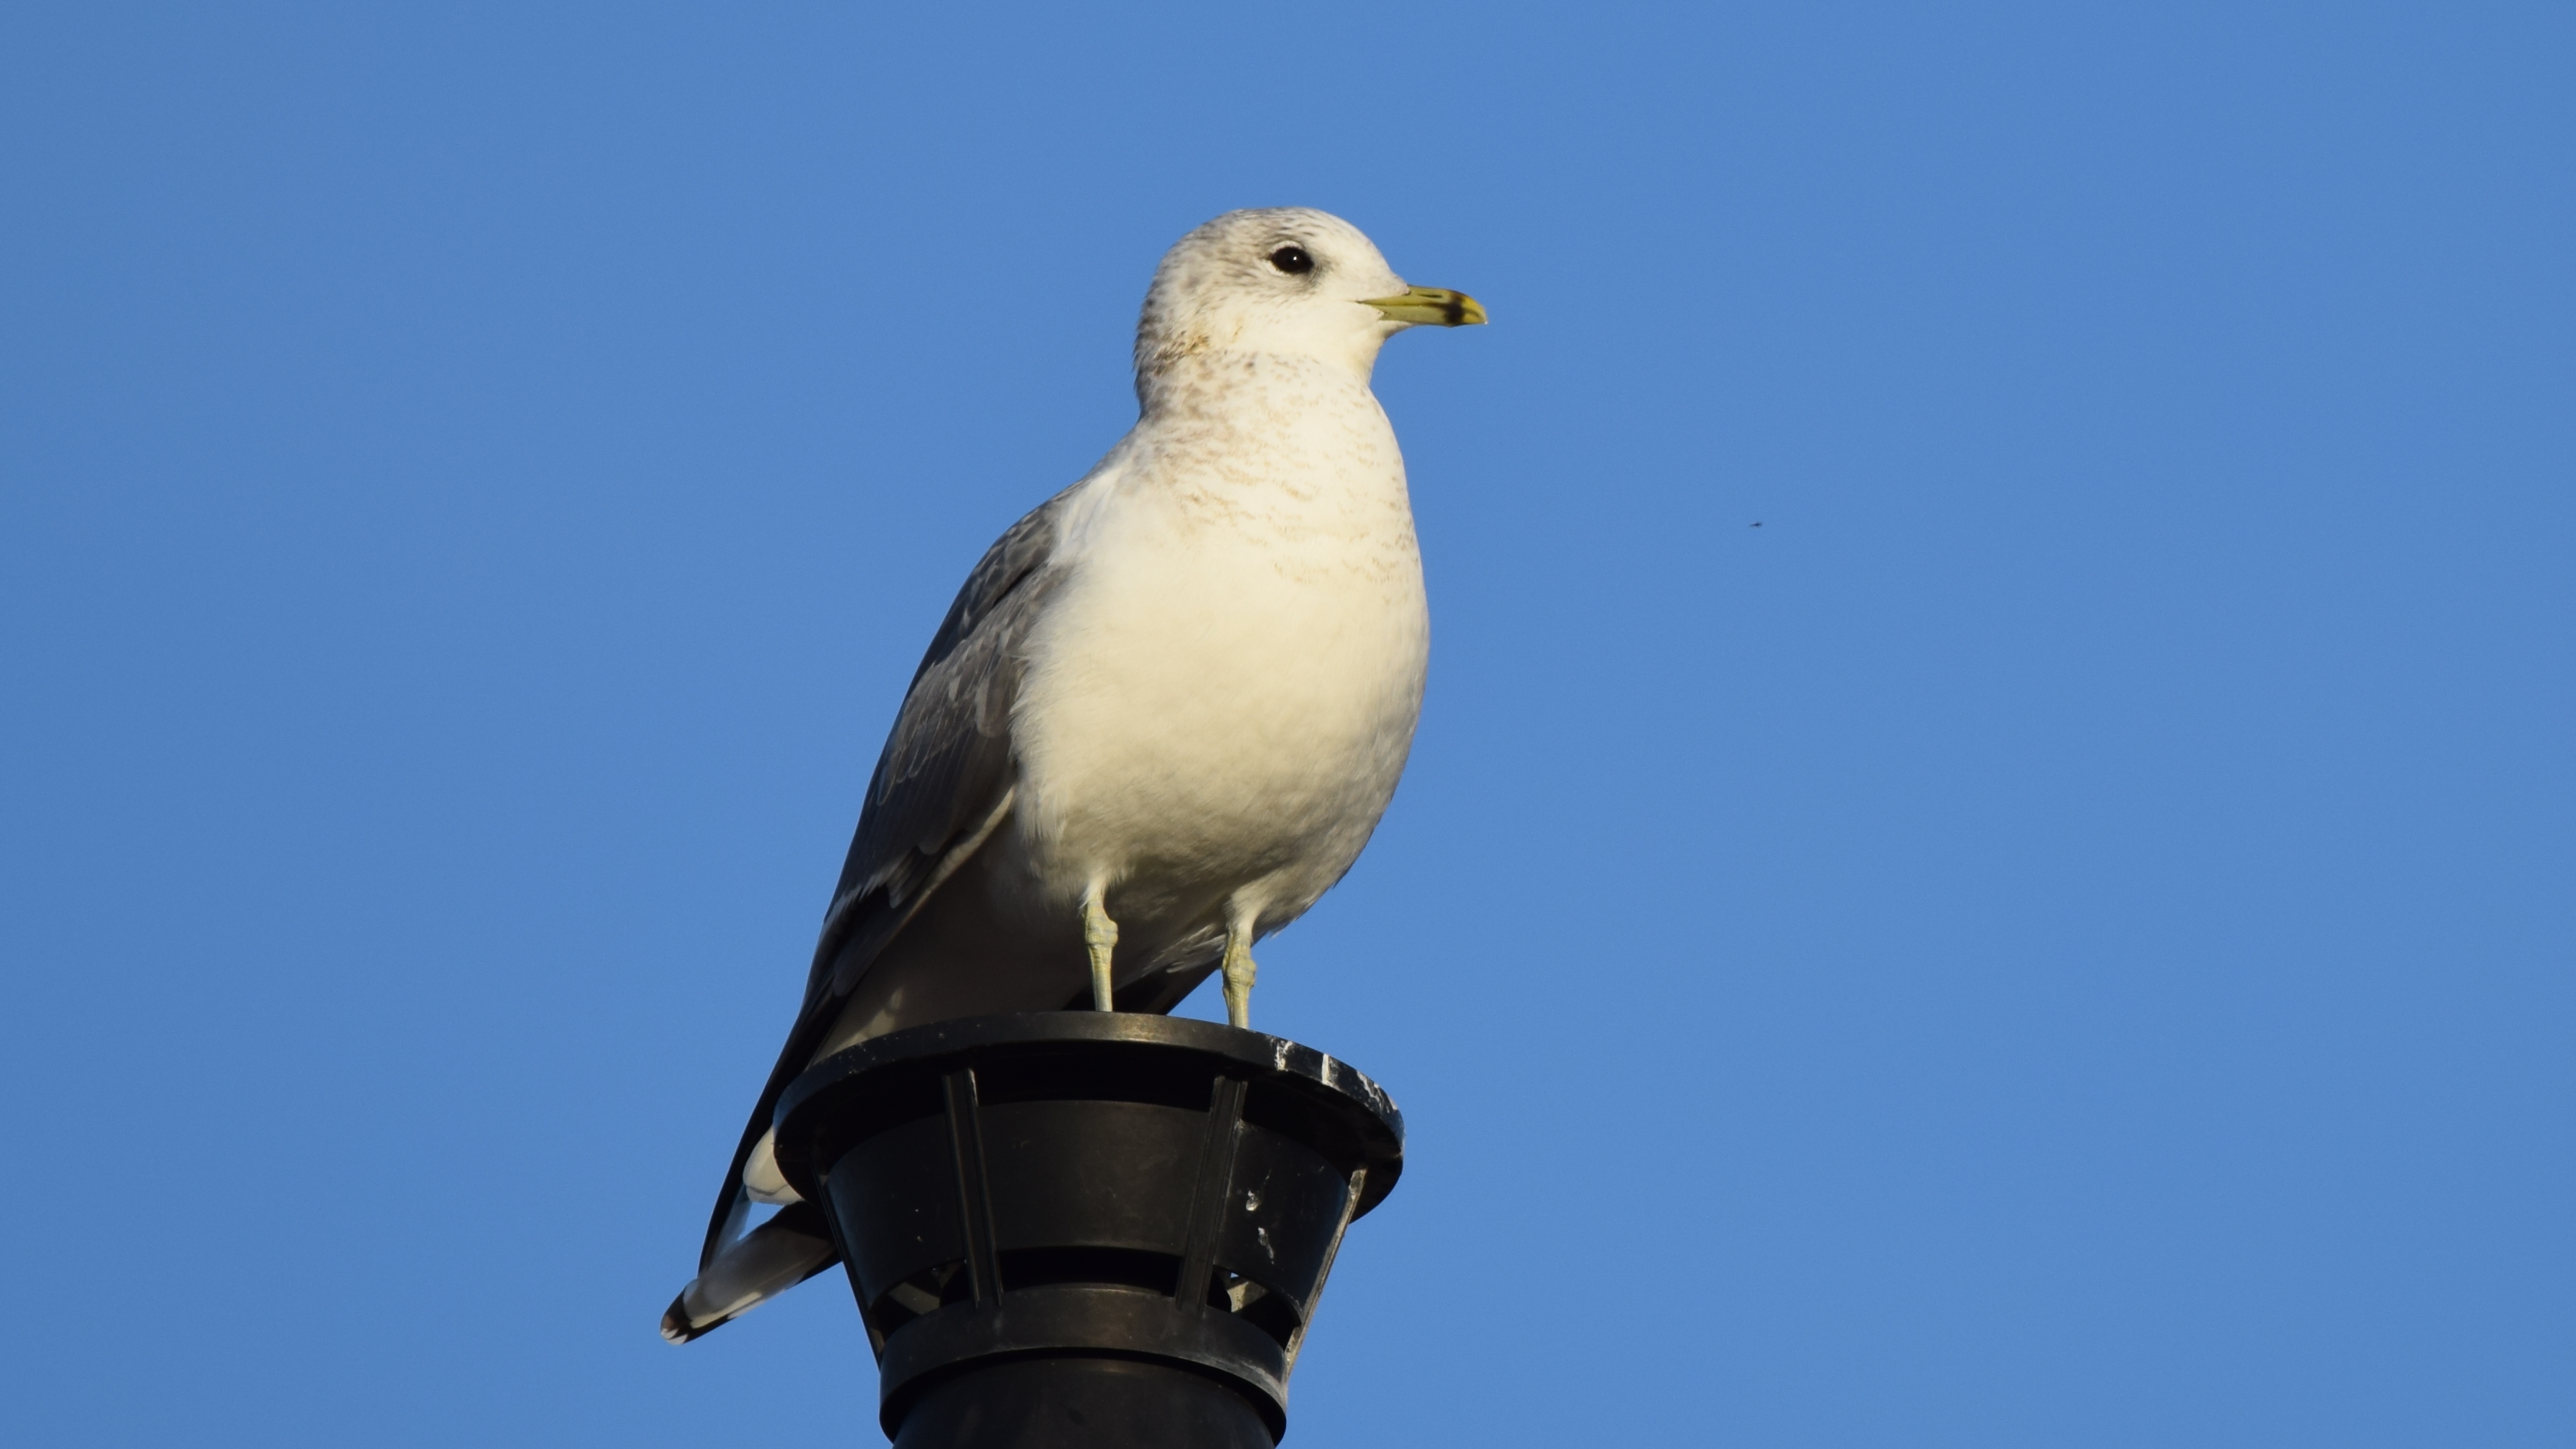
669 492 1071 1338
805 493 1069 1004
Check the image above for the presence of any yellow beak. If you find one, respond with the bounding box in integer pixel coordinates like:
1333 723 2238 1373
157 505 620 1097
1359 286 1488 327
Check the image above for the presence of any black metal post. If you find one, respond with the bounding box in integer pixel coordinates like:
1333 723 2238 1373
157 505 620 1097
772 1012 1405 1448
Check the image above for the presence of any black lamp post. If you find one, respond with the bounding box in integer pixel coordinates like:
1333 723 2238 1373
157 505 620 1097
771 1012 1405 1448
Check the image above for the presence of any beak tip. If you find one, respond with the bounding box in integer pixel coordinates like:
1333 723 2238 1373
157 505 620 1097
1362 286 1489 328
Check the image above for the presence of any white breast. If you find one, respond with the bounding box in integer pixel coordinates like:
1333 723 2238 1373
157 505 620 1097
1009 358 1430 955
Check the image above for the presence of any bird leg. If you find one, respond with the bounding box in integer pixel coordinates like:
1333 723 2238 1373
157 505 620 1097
1082 882 1119 1012
1220 914 1257 1030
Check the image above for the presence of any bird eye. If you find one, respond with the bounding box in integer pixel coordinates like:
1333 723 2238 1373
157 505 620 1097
1268 245 1314 275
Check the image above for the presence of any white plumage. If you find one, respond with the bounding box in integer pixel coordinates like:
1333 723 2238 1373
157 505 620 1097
665 208 1482 1342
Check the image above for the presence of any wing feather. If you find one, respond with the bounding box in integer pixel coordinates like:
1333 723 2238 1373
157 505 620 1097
683 493 1071 1300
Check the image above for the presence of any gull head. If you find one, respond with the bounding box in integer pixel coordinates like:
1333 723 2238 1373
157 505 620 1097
1134 207 1485 396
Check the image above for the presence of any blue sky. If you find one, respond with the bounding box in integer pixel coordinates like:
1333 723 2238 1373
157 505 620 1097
3 3 2569 1445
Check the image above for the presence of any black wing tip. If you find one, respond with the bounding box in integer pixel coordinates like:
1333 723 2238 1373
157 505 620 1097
661 1290 718 1345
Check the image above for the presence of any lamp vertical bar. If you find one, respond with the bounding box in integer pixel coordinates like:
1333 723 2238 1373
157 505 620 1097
943 1068 1002 1306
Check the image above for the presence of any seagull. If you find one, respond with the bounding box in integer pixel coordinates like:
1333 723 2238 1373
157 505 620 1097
661 208 1484 1343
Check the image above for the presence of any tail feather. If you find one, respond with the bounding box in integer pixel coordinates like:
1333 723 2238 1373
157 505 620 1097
660 1202 840 1343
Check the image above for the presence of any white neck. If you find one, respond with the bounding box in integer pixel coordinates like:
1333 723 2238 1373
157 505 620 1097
1135 319 1399 416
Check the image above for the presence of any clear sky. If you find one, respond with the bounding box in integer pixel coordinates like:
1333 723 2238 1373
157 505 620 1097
4 4 2569 1445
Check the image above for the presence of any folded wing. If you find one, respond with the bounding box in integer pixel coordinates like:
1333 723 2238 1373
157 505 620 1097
662 494 1070 1343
